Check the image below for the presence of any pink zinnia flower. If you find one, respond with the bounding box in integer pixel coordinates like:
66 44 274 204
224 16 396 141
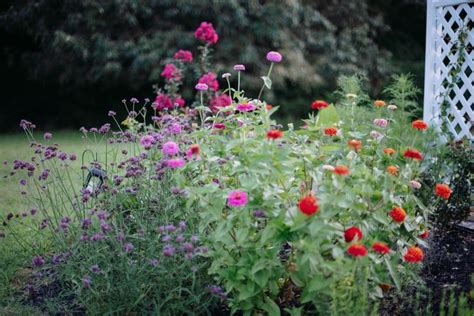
167 158 185 168
195 83 208 91
373 118 388 128
162 141 179 156
210 94 232 112
233 64 245 71
161 63 180 81
140 135 155 149
236 102 256 112
214 123 226 129
227 190 248 207
173 50 193 63
153 93 173 111
173 96 185 107
194 22 218 44
266 51 282 63
198 72 219 91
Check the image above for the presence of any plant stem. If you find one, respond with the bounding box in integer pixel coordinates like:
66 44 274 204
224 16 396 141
257 62 274 100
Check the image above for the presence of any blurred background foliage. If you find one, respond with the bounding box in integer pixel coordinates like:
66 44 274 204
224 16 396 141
0 0 426 131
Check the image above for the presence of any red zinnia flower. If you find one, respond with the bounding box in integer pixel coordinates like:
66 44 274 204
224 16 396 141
403 148 423 160
266 104 273 110
419 229 429 239
347 244 367 257
383 147 396 155
412 120 428 130
348 139 362 151
404 246 424 263
435 183 452 200
333 165 350 176
344 226 363 242
372 242 390 254
324 127 338 136
189 144 200 155
298 194 319 216
266 129 283 140
389 207 406 223
311 100 329 110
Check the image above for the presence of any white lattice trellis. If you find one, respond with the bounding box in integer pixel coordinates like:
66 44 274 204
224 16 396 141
424 0 474 140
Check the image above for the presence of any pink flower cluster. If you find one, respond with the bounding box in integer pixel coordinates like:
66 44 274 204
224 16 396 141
173 50 193 63
198 72 219 91
152 93 185 111
161 63 181 81
210 94 232 112
194 22 218 44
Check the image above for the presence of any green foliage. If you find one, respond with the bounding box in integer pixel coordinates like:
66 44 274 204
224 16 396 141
383 73 421 118
418 140 473 227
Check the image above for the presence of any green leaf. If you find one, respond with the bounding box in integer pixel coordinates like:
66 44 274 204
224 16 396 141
259 296 281 316
261 76 272 89
316 104 339 128
384 256 400 290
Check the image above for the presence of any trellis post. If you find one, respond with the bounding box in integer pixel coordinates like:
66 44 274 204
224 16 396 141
423 0 473 140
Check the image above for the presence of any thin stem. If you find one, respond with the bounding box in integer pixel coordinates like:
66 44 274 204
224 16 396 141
237 71 241 92
257 62 274 100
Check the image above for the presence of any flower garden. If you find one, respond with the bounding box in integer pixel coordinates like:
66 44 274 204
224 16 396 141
0 21 472 315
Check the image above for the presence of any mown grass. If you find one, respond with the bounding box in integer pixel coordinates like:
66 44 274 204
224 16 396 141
0 131 99 312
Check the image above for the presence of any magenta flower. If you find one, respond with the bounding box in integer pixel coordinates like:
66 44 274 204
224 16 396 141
161 63 181 81
198 72 219 91
227 190 248 207
140 135 155 149
194 22 218 44
266 51 282 63
409 180 422 189
236 102 256 112
153 93 173 111
233 64 245 71
43 132 52 140
162 141 179 156
167 158 185 168
173 49 193 63
195 83 208 91
210 94 232 112
222 73 231 79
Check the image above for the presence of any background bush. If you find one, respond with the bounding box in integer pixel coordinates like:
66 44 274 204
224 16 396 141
0 0 426 131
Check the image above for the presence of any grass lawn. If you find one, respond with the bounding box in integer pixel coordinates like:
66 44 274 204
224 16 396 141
0 130 102 312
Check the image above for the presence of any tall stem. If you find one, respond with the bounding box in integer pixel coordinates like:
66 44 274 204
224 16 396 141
257 62 274 100
237 71 241 93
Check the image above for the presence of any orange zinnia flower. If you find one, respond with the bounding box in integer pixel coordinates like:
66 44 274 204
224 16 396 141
386 165 398 176
265 104 273 110
404 246 424 263
435 183 452 199
372 242 390 254
383 147 396 155
348 139 362 151
374 100 386 107
389 207 406 223
412 120 428 130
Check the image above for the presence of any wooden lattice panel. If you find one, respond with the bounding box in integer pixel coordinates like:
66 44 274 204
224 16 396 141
424 0 473 140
